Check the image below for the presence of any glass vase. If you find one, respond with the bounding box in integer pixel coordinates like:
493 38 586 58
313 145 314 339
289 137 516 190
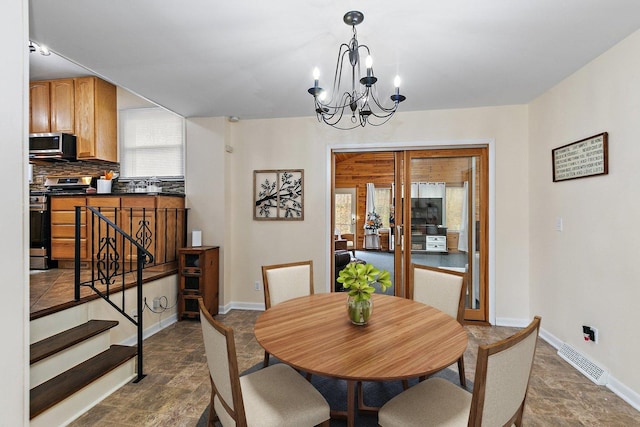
347 295 373 325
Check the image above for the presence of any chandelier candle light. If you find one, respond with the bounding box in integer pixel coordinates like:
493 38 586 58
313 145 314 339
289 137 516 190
308 11 406 129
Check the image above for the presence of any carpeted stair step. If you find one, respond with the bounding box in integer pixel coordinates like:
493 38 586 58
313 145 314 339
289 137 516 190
30 320 119 364
30 344 137 419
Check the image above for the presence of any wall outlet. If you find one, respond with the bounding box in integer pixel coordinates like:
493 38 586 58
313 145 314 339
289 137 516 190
583 325 598 343
255 281 261 291
153 297 161 309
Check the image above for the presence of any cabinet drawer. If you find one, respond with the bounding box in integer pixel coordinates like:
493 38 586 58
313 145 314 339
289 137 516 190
121 197 155 209
426 236 446 243
51 224 86 238
51 238 87 259
51 197 86 210
51 211 86 224
427 243 447 250
87 197 120 208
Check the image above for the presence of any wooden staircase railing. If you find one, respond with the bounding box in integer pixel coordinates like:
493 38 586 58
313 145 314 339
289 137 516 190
73 205 187 383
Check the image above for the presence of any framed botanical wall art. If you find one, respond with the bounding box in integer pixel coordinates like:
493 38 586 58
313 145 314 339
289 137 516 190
254 169 304 220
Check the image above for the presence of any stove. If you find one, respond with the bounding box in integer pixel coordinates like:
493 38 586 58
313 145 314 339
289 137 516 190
45 175 94 193
29 192 51 269
29 175 94 269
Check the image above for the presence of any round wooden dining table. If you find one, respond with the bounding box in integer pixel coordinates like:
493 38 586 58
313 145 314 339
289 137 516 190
254 292 468 427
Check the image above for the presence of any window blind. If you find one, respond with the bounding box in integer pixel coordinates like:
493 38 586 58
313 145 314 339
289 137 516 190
119 107 185 178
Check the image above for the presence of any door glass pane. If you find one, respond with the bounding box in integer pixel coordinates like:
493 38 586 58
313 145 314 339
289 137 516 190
407 154 484 315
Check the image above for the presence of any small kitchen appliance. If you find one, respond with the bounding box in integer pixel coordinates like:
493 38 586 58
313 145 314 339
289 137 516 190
29 133 77 161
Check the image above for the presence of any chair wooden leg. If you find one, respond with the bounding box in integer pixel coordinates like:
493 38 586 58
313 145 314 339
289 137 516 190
457 356 466 388
263 350 270 368
401 379 409 390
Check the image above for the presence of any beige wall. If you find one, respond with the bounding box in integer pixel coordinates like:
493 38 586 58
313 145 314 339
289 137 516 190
221 105 529 321
184 117 229 302
2 0 28 423
529 29 640 395
153 26 640 406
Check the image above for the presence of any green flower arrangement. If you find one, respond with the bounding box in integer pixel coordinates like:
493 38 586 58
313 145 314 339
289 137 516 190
337 262 392 302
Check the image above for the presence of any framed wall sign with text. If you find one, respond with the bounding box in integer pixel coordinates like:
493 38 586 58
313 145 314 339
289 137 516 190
254 169 304 220
552 132 608 182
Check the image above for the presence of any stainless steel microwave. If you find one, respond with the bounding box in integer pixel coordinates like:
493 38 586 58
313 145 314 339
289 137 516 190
29 132 77 161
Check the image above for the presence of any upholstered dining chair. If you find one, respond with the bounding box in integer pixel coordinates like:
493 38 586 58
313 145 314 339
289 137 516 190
409 263 467 387
378 316 542 427
261 260 314 367
198 298 330 427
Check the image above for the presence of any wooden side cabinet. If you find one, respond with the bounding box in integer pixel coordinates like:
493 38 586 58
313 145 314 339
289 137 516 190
178 246 219 320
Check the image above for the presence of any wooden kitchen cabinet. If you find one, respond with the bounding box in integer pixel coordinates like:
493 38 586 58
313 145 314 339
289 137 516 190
178 246 219 319
51 194 185 268
29 81 50 133
50 197 87 262
29 78 75 134
74 76 117 162
119 196 186 266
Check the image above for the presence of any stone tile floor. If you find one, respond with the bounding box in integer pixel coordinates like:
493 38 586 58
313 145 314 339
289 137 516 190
30 266 176 316
66 310 640 427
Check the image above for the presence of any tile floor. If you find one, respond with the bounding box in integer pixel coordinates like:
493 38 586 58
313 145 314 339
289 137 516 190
65 310 640 427
30 266 176 316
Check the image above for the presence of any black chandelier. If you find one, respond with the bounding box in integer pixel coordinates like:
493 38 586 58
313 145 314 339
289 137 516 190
307 11 406 130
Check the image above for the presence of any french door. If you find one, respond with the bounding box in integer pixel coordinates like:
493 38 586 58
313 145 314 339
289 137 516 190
333 147 488 322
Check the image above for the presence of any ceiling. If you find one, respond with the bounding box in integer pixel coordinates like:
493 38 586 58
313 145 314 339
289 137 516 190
29 0 640 120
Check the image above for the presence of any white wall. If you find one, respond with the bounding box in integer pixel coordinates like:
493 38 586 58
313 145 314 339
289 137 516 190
225 105 530 322
529 29 640 396
1 0 29 424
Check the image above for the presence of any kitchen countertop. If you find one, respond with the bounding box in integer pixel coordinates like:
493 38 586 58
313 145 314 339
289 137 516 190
50 191 184 197
32 191 185 197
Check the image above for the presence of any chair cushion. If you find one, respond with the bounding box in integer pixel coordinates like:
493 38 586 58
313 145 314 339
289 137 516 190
378 377 472 427
240 363 330 427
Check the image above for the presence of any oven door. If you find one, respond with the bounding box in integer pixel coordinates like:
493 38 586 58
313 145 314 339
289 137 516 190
30 205 50 269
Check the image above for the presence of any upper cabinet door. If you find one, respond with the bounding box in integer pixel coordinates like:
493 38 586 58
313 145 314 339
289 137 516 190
50 79 75 133
29 81 50 134
74 76 117 162
74 77 97 158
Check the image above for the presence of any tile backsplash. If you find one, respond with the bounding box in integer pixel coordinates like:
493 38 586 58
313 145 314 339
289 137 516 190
29 161 184 194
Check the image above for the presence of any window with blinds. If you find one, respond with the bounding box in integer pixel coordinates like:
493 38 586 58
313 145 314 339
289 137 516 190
119 107 185 179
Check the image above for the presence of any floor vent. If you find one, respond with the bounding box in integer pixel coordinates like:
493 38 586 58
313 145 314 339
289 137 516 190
557 343 608 385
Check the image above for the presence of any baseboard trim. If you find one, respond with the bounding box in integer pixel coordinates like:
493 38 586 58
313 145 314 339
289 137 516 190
220 301 265 314
120 313 178 346
540 327 640 412
495 317 530 328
